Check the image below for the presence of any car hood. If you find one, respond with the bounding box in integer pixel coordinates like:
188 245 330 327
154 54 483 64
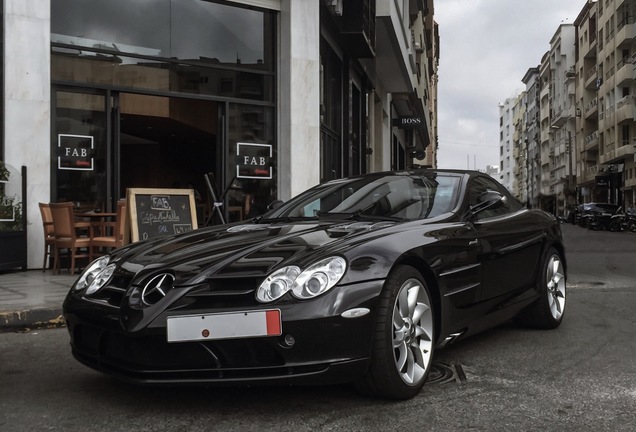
111 220 403 285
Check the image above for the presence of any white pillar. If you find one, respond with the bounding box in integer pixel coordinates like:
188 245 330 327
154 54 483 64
278 0 320 200
4 0 51 269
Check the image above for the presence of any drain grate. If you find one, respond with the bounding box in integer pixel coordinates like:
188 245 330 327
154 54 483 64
426 362 467 385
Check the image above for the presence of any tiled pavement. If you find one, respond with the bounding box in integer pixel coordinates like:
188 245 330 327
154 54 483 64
0 270 77 330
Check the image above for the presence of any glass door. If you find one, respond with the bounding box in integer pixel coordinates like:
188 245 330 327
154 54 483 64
116 93 220 225
53 88 110 212
53 88 221 222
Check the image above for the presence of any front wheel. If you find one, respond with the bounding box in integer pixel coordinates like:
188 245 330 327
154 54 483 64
355 265 435 400
515 248 566 329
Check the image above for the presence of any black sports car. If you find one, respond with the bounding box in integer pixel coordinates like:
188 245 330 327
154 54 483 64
63 170 566 400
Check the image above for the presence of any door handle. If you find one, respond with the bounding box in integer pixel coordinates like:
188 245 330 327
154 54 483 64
469 239 479 246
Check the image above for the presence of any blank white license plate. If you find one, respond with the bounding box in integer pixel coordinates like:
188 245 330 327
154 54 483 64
167 309 281 343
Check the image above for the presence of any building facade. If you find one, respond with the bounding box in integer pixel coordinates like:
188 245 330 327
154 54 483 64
499 97 515 192
1 0 439 269
522 67 541 208
559 0 636 211
548 23 577 216
505 0 636 215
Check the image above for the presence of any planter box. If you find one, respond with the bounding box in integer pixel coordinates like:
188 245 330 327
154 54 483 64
0 230 27 271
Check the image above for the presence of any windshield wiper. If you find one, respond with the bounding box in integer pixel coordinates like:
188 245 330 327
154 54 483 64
253 216 319 224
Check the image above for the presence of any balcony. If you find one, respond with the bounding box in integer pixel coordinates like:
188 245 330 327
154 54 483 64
615 55 636 87
600 141 636 164
616 95 636 124
616 16 636 48
584 65 597 90
578 165 599 185
551 105 574 128
375 0 414 92
584 97 598 119
340 0 376 58
584 131 599 151
583 34 597 60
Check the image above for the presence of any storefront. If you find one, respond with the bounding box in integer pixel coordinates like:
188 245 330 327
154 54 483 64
51 0 277 223
3 0 437 269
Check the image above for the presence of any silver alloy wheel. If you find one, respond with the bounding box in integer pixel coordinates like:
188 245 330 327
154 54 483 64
546 254 566 320
392 278 434 385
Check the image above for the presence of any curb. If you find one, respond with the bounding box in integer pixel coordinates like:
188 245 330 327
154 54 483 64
0 308 66 332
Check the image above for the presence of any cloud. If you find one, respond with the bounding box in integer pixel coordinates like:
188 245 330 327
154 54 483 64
435 0 585 171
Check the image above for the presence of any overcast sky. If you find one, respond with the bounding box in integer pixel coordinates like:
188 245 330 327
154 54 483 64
434 0 587 171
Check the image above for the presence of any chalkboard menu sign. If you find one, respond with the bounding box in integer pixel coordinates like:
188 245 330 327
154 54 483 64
126 188 198 243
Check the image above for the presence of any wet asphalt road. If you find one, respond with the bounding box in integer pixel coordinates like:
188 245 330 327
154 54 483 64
1 224 635 431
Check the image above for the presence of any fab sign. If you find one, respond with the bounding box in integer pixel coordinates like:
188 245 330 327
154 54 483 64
243 156 267 167
64 147 89 157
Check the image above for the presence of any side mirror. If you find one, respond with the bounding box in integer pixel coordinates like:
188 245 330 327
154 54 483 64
469 190 506 218
267 200 284 211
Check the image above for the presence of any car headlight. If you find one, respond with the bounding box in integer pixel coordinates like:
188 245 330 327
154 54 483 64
74 256 116 295
256 257 347 303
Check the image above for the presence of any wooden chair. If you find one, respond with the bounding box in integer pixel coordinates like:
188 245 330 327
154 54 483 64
38 203 55 271
49 202 93 275
91 200 127 257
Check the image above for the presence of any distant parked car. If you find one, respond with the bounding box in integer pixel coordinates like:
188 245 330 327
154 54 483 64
580 203 622 230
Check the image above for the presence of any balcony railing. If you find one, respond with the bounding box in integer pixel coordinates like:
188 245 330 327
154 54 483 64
616 56 636 86
584 65 597 82
585 97 598 117
616 95 636 123
585 131 599 150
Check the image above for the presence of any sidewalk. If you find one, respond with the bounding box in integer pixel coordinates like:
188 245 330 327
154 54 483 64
0 270 77 331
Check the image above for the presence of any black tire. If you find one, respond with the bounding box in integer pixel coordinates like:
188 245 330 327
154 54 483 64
355 265 435 400
515 247 566 329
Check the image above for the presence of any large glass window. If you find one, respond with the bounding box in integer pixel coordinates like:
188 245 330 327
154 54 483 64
51 0 273 69
51 0 275 100
51 0 277 223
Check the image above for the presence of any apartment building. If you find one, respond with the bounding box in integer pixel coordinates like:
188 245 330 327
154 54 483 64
575 0 636 208
522 67 541 208
512 92 527 201
548 23 577 215
538 51 555 212
499 97 516 192
504 0 636 215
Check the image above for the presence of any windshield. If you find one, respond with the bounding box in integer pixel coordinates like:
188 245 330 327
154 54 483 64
265 174 461 222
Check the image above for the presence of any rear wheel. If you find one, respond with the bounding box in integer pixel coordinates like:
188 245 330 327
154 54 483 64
356 266 435 400
515 248 566 329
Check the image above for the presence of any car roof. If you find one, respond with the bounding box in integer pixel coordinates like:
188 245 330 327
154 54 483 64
344 168 486 181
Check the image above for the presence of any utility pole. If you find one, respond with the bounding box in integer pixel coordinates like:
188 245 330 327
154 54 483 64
567 130 574 210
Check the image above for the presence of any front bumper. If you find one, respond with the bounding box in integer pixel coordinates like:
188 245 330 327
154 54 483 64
63 279 385 386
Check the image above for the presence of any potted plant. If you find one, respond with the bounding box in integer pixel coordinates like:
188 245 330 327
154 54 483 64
0 193 23 231
0 161 9 182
